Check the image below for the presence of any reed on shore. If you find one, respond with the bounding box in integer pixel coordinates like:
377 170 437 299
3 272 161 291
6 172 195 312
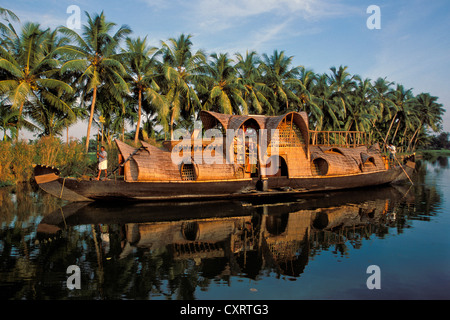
0 136 122 185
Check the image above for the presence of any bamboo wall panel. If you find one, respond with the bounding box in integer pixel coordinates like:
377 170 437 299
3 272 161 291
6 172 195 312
310 145 385 176
194 163 239 181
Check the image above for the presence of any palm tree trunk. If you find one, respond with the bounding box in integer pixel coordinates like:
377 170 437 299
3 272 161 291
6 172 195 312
391 119 401 143
407 125 421 152
122 103 125 141
400 126 408 152
16 102 24 142
170 108 175 140
85 86 98 153
134 89 142 144
383 112 397 147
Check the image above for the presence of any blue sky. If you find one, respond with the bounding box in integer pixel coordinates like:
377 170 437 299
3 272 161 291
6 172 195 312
3 0 450 139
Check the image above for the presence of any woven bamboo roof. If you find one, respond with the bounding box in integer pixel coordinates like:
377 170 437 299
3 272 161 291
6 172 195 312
199 111 309 149
199 110 308 130
199 111 232 130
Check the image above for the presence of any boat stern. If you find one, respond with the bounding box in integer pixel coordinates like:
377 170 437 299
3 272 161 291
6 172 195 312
33 164 93 202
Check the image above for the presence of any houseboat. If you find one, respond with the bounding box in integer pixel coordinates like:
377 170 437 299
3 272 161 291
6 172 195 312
33 111 415 202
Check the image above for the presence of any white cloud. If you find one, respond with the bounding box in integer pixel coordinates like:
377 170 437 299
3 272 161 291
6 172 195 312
182 0 359 55
139 0 173 10
186 0 357 32
195 0 353 20
8 9 68 29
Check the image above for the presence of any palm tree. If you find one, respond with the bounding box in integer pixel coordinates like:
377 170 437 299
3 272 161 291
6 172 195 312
386 84 414 145
327 65 356 123
0 7 19 39
311 73 342 131
0 98 37 140
372 77 395 144
259 50 302 114
158 34 206 138
235 50 271 114
0 22 73 140
58 11 132 152
296 67 323 128
27 100 73 138
407 93 444 151
202 52 247 115
0 109 18 141
28 28 79 139
123 36 167 144
345 77 379 146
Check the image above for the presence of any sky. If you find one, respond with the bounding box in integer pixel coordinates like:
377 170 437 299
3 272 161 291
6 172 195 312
2 0 450 141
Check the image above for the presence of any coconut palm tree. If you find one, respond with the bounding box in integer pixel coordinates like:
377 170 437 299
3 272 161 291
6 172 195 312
234 50 271 115
202 52 247 115
259 50 303 114
296 67 322 128
345 76 377 132
0 7 19 39
0 108 18 141
407 93 444 151
311 73 342 131
342 76 380 145
158 34 206 138
57 11 132 152
386 84 414 145
122 36 167 144
0 98 37 140
0 22 73 140
327 66 356 123
371 77 395 144
28 28 80 139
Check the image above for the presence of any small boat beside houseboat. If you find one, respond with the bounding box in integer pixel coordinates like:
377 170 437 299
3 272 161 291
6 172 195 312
33 111 415 202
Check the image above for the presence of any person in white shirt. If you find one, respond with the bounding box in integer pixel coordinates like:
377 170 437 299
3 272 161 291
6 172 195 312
387 144 396 160
96 146 108 180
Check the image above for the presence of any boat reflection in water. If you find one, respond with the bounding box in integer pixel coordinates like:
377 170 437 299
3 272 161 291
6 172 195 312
36 184 414 283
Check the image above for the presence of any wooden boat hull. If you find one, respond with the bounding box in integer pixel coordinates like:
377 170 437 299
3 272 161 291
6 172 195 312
33 163 414 202
36 183 412 240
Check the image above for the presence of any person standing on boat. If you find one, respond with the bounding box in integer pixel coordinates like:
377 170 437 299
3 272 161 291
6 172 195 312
96 146 108 180
387 144 396 160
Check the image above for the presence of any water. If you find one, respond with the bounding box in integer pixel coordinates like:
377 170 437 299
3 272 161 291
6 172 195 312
1 158 450 301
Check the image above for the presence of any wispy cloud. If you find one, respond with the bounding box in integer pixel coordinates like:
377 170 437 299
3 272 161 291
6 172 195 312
194 0 354 21
8 8 68 29
180 0 358 32
179 0 359 54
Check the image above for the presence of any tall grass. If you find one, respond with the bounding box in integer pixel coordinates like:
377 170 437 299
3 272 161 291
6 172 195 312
0 137 119 185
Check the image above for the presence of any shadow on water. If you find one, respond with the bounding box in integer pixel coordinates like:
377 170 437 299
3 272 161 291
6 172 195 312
0 158 447 299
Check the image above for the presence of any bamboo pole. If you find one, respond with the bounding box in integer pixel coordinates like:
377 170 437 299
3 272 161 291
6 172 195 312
393 154 414 185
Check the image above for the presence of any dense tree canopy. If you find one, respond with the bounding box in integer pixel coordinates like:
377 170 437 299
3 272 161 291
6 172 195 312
0 8 446 152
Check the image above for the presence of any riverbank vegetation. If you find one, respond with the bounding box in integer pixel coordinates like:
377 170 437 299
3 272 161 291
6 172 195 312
0 8 447 184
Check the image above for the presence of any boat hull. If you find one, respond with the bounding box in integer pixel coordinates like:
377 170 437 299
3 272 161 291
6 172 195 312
33 163 414 202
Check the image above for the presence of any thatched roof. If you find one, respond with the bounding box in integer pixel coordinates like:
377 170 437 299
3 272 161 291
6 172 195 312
198 110 309 148
199 111 232 130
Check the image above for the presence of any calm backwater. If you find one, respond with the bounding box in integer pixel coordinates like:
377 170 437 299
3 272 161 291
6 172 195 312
1 158 449 300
